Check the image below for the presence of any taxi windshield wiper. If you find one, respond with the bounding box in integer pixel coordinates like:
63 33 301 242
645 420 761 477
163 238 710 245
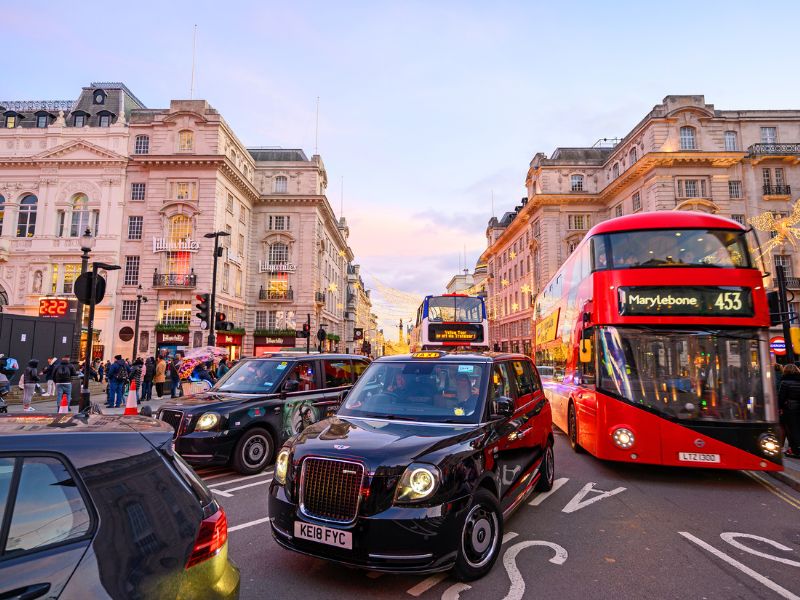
366 414 417 421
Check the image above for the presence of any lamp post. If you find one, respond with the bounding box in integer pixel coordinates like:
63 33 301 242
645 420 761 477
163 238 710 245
203 231 230 346
79 261 121 412
132 284 148 360
73 228 95 362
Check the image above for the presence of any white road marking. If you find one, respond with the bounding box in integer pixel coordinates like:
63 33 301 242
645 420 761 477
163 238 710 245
210 471 274 486
501 540 568 600
529 477 569 506
561 482 626 514
679 532 800 600
720 532 800 568
406 532 519 597
228 516 272 532
212 489 233 498
210 478 272 496
441 583 471 600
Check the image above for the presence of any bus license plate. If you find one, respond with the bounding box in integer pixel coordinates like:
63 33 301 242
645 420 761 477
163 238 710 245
294 521 352 549
678 452 720 463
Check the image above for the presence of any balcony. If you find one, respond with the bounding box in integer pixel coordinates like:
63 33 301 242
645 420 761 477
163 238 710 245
259 288 294 301
763 184 792 197
315 291 326 304
785 277 800 289
747 143 800 158
152 271 197 289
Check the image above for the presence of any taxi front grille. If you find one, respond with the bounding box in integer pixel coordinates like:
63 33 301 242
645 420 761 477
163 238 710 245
300 458 364 523
159 409 184 436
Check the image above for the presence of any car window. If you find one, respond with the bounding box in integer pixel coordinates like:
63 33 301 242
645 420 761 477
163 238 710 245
286 361 317 391
353 360 368 380
4 456 91 556
324 360 351 388
513 360 541 397
491 363 515 400
0 457 14 525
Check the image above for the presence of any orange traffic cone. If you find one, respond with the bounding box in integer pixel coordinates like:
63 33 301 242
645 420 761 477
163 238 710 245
123 378 138 415
58 392 69 414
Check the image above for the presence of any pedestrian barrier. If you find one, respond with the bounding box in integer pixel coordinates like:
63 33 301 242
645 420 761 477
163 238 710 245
123 378 138 415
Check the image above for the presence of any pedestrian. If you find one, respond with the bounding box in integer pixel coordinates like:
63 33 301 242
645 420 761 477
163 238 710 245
154 356 166 399
130 358 144 404
106 355 129 408
142 357 155 402
217 358 230 379
774 363 784 392
44 357 57 397
22 359 39 412
169 352 184 398
98 360 105 383
779 363 800 458
103 360 111 382
53 355 77 410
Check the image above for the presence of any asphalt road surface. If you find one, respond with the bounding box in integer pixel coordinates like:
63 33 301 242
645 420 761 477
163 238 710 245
197 432 800 600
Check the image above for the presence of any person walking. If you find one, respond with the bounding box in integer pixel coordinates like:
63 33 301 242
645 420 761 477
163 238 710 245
98 360 105 383
779 363 800 458
153 356 166 399
103 360 111 382
22 359 40 412
217 358 230 379
107 355 129 408
130 358 144 404
53 355 77 410
44 357 57 397
142 357 155 402
169 352 184 398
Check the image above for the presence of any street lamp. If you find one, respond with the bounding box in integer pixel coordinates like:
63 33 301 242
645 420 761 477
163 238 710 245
203 231 231 346
132 284 148 360
79 261 120 412
73 228 95 361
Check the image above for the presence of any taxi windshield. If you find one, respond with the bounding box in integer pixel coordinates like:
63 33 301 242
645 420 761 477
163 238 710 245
214 359 288 394
338 361 488 424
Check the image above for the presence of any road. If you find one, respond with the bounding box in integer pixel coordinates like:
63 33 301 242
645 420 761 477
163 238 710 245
199 432 800 600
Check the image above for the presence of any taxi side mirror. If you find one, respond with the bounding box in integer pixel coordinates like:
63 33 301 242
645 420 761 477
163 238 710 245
490 396 514 420
580 339 593 363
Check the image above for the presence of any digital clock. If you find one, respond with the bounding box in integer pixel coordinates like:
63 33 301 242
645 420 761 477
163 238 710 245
39 298 77 319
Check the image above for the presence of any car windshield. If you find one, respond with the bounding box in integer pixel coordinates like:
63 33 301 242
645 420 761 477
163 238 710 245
593 229 751 269
427 296 484 323
213 359 289 394
338 361 488 424
597 327 772 422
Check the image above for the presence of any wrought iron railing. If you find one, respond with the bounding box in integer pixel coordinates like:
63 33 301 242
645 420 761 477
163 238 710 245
315 291 326 303
748 143 800 157
763 184 792 195
259 288 293 301
785 277 800 289
152 272 197 288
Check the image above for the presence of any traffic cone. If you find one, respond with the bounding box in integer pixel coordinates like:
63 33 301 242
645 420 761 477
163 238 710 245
58 392 69 414
123 378 138 415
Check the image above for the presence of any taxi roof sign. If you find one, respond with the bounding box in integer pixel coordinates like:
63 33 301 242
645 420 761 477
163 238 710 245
412 351 443 359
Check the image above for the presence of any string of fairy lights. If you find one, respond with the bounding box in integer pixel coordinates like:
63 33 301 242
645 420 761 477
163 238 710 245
360 272 422 335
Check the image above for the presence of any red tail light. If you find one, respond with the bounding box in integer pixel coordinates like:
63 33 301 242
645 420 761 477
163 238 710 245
185 507 228 569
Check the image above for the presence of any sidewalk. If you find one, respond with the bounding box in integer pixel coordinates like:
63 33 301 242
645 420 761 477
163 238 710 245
768 453 800 492
5 392 176 415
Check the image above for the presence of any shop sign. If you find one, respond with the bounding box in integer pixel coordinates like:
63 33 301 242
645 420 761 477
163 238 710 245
258 261 297 273
156 331 190 345
218 333 243 345
254 336 296 347
152 236 201 253
535 308 560 344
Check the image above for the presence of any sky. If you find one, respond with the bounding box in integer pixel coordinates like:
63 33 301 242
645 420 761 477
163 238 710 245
4 0 800 329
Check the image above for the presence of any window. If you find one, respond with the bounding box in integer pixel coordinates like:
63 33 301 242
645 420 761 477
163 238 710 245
762 168 772 187
775 168 785 186
158 300 191 325
235 268 242 296
255 311 268 330
5 114 16 128
614 203 623 217
632 191 641 212
629 147 638 164
128 216 143 240
226 193 234 213
724 131 738 151
490 363 515 402
728 180 742 199
679 126 697 150
676 179 706 198
168 214 192 241
774 254 793 277
36 114 48 128
324 360 352 388
124 256 140 285
134 135 150 154
70 194 92 237
1 456 91 554
93 90 105 104
131 183 146 201
238 233 245 255
567 240 578 255
269 242 289 264
570 175 584 192
761 127 777 144
121 300 137 321
612 163 620 178
239 204 246 223
268 310 278 329
512 360 541 397
274 176 288 193
176 182 191 200
222 263 230 292
287 361 317 392
532 219 541 238
98 113 111 127
567 214 590 230
16 194 37 237
269 215 291 230
73 113 86 127
731 214 745 225
62 264 81 294
224 225 232 247
178 130 194 151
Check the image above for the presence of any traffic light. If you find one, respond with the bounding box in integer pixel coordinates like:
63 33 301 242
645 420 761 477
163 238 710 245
300 322 310 338
216 312 235 332
195 294 210 327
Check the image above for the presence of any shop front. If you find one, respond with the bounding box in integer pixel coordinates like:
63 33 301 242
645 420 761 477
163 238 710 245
156 331 190 358
253 335 297 356
217 332 244 361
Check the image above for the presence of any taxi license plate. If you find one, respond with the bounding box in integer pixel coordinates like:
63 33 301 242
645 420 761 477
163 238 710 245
678 452 720 463
294 521 352 550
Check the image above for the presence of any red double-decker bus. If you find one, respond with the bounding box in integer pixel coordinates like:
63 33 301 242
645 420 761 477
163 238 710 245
533 211 782 471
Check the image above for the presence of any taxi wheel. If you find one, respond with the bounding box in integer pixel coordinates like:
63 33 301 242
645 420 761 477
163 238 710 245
568 404 583 453
535 440 555 492
232 428 274 475
454 489 503 581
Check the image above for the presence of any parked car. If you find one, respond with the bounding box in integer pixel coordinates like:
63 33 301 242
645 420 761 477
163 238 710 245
269 351 553 580
158 354 371 474
0 413 239 600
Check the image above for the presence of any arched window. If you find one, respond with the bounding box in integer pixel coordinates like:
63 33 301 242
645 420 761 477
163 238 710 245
724 131 738 151
16 194 37 238
629 147 637 164
0 285 7 308
269 242 289 264
274 176 288 194
70 194 93 237
570 174 584 192
178 130 194 151
166 215 193 276
612 163 620 178
134 135 150 154
680 126 697 150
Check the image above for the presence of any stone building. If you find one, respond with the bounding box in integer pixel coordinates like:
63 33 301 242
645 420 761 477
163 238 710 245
345 263 373 354
483 95 800 352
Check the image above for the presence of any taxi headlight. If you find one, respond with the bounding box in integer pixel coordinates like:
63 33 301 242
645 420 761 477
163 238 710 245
612 427 635 449
275 448 291 485
195 412 220 431
395 463 440 503
759 433 781 457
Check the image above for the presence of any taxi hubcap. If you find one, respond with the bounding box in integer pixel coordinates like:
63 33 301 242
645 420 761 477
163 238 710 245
245 436 267 465
462 505 498 568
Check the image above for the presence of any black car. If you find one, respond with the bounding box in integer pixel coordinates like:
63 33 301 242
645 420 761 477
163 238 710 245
159 354 370 474
0 413 239 600
269 351 554 580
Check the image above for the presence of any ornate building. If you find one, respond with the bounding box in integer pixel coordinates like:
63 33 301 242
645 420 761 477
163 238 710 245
483 95 800 352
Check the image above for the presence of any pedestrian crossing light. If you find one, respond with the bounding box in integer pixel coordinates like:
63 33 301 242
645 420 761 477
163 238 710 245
195 293 210 327
300 322 310 338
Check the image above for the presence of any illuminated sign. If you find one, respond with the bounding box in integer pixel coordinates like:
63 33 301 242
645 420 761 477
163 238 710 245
428 324 483 342
412 352 442 359
770 336 787 355
152 237 200 253
259 261 297 273
38 298 77 319
618 287 753 317
535 308 560 344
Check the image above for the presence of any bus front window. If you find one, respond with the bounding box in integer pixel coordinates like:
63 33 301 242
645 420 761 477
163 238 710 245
597 327 770 423
427 296 484 323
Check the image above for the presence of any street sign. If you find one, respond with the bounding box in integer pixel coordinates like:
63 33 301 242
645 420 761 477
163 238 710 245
74 272 106 305
769 336 786 355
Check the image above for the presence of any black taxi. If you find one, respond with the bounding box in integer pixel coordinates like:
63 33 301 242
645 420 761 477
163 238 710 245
158 354 370 474
268 351 553 580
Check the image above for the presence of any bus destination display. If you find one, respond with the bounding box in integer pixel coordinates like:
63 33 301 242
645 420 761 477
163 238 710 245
618 286 753 317
428 323 484 343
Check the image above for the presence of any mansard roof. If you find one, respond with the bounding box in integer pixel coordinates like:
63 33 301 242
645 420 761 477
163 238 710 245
247 148 309 162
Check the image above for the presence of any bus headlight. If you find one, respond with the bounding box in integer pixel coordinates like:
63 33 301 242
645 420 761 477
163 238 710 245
275 448 291 485
195 412 220 431
612 427 635 449
395 464 440 502
759 433 781 457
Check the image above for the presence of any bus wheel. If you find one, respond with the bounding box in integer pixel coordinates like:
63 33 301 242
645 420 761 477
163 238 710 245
568 403 583 453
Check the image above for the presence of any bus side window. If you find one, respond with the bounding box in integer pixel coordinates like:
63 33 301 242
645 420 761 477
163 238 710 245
579 331 596 386
591 235 609 271
580 243 592 280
